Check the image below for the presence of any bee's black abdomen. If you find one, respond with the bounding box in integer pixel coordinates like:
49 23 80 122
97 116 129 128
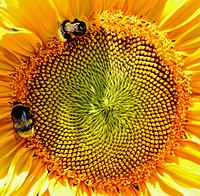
11 105 28 119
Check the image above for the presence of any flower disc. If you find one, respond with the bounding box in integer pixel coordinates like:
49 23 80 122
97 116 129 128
12 11 190 188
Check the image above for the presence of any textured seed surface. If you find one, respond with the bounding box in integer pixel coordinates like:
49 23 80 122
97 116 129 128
27 27 177 185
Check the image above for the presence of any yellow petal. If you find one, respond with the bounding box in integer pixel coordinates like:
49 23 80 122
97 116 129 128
0 75 12 83
3 0 58 44
0 102 11 119
0 30 42 57
175 22 200 55
158 163 200 190
174 140 200 166
76 182 93 196
92 185 110 196
16 158 48 196
126 0 161 17
119 186 139 196
0 61 16 76
167 14 200 42
146 173 183 196
0 117 12 133
145 0 167 24
0 45 20 67
184 121 200 139
2 148 34 195
159 0 200 31
0 80 12 93
185 77 200 90
186 100 200 121
138 181 151 196
0 147 14 174
0 93 12 104
109 0 127 12
0 137 24 159
51 0 103 22
40 189 50 196
48 175 76 196
0 157 11 193
183 48 200 69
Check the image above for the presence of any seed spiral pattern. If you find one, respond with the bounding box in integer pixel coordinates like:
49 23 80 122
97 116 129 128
13 12 190 188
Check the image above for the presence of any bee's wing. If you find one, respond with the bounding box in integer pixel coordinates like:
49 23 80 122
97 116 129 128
21 110 29 122
12 116 21 126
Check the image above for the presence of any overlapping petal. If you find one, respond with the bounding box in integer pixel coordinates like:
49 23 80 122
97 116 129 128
1 0 58 44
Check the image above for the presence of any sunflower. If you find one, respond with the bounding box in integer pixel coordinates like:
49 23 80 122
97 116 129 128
0 0 200 195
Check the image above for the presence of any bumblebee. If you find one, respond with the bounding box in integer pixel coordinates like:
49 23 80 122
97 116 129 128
60 18 87 40
11 103 34 140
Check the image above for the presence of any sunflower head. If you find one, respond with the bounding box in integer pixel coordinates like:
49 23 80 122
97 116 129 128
0 0 200 195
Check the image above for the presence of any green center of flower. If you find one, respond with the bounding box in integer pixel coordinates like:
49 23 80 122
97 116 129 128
12 11 190 188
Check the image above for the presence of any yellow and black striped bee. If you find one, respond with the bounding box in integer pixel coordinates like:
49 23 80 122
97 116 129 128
60 18 87 40
11 103 34 140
